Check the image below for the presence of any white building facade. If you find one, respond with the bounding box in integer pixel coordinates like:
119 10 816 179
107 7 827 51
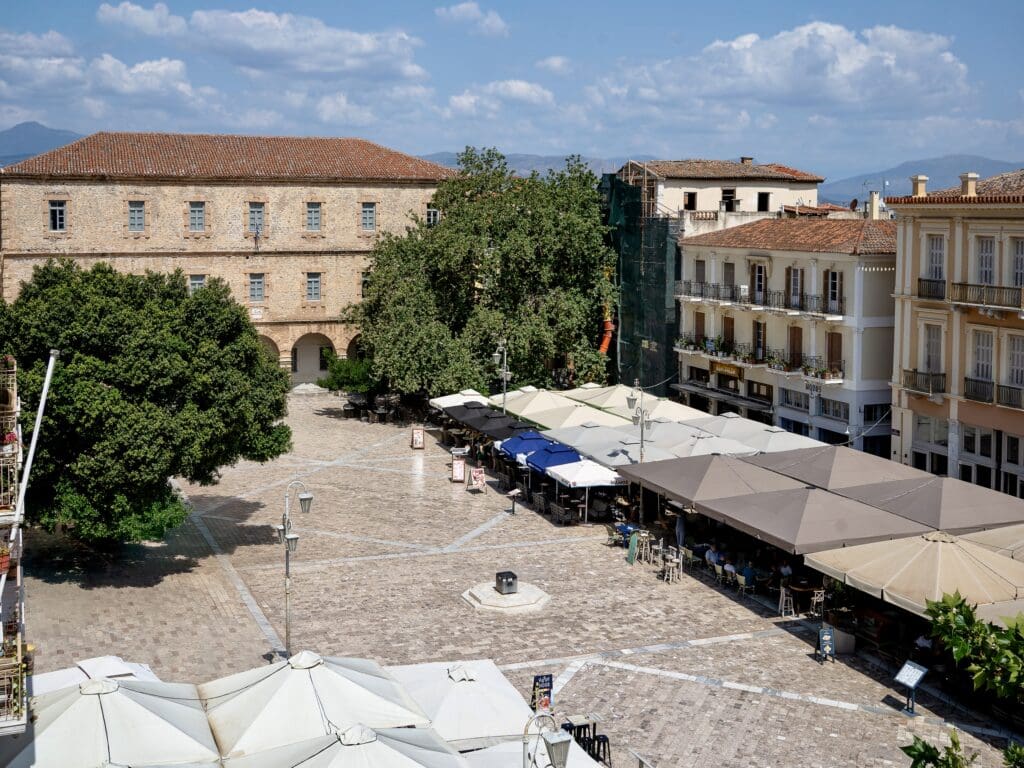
670 218 896 455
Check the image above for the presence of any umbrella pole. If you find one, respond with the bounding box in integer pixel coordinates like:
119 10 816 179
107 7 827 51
585 487 589 524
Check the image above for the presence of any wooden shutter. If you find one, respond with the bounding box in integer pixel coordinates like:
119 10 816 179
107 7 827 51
788 326 802 357
694 311 705 341
723 316 734 345
827 332 842 366
784 266 792 304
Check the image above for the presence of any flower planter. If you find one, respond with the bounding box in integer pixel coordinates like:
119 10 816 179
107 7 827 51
0 554 10 572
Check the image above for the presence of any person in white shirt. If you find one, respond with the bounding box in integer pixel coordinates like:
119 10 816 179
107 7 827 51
705 544 719 566
779 562 793 577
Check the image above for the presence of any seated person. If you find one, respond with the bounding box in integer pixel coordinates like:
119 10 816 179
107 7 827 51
704 544 720 566
779 561 794 578
723 558 736 576
740 561 756 582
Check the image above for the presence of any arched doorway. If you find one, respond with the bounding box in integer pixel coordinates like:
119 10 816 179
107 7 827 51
346 335 364 360
291 333 334 384
259 335 280 364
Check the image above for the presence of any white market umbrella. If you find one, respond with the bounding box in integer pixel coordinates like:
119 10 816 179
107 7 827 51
30 655 160 696
542 423 632 452
465 737 601 768
199 650 428 758
527 404 630 430
963 522 1024 561
429 390 489 410
497 390 579 419
547 459 626 522
584 436 677 467
742 426 825 453
680 412 771 442
806 531 1024 617
666 433 758 458
225 725 470 768
388 660 533 750
562 383 636 410
607 398 708 423
0 679 220 768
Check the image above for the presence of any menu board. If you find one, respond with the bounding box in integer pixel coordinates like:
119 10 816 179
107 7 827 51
451 456 466 483
894 660 927 690
410 427 425 449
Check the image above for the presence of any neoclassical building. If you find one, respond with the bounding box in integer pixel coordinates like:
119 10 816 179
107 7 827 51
0 132 452 382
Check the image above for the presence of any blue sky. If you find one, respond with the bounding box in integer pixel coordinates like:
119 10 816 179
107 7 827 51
1 0 1022 178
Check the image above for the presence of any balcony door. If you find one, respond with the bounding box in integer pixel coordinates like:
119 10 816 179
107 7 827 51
825 270 844 314
750 263 766 304
1009 335 1024 387
1015 240 1024 287
826 331 843 369
974 330 993 381
924 324 942 373
694 311 705 344
785 266 803 309
695 259 706 285
788 325 803 366
927 235 945 280
753 320 767 360
977 237 995 285
722 316 734 347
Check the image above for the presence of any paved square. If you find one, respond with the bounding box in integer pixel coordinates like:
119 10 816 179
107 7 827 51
24 393 1008 766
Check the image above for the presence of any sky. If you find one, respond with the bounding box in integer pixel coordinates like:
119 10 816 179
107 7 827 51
1 0 1023 178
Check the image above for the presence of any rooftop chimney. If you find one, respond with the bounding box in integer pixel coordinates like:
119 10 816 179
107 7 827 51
868 191 881 220
910 174 929 198
960 172 979 197
740 156 753 165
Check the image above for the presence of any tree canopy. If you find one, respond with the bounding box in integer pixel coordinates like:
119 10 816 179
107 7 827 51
348 148 617 396
0 260 291 543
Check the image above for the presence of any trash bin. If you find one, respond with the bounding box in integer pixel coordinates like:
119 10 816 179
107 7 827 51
495 571 518 595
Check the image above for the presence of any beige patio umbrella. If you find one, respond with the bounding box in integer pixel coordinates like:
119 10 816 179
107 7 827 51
805 531 1024 617
562 383 636 410
526 404 630 430
199 651 429 758
963 522 1024 560
607 398 708 423
495 390 578 419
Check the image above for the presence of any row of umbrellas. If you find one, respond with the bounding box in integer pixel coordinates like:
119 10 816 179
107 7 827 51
7 653 600 768
618 447 1024 623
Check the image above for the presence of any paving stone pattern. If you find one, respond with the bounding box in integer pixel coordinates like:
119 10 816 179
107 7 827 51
23 394 1008 766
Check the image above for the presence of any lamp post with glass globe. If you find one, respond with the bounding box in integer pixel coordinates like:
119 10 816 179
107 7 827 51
493 339 510 414
626 378 654 525
522 713 571 768
276 480 313 657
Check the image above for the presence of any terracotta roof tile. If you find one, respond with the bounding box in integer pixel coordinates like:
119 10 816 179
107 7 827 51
887 168 1024 205
681 218 896 255
622 159 824 183
1 131 454 182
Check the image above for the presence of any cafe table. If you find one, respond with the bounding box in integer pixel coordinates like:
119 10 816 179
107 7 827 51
785 580 822 613
565 713 602 740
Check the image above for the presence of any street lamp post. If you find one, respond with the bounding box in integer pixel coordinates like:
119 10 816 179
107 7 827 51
626 378 654 525
492 339 510 414
277 480 313 657
522 713 571 768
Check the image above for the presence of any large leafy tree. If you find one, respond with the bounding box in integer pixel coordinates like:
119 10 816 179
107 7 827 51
349 148 617 396
0 260 291 543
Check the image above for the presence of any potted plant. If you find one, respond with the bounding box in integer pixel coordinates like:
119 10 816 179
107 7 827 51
1 433 16 456
0 355 14 371
0 545 10 573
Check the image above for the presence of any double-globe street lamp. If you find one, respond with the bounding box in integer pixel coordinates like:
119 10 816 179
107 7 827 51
626 378 655 525
492 339 511 414
276 480 313 657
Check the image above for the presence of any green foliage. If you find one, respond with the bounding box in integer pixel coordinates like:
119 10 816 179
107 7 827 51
1004 743 1024 768
0 260 291 543
317 353 375 394
349 147 617 396
926 591 1024 704
901 732 977 767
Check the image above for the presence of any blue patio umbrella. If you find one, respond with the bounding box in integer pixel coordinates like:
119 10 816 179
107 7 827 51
526 444 582 473
498 431 554 460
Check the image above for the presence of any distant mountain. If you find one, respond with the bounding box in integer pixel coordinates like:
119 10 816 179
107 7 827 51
0 121 82 167
820 155 1024 205
421 152 655 177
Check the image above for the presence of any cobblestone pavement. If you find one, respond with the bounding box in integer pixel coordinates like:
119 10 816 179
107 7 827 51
24 393 1009 766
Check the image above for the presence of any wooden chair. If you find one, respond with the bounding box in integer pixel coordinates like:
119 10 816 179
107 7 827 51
714 563 725 585
735 573 754 597
809 589 825 618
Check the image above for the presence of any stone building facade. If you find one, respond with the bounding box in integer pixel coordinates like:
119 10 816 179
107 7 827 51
0 132 451 382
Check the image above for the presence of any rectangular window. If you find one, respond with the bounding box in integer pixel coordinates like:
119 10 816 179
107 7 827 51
722 316 734 346
780 388 809 411
819 397 850 422
189 201 205 232
722 262 735 287
750 263 766 304
752 320 766 359
924 324 942 373
864 403 890 423
248 273 265 302
747 381 772 401
780 417 809 437
361 202 376 231
974 329 993 380
977 236 995 285
306 272 321 301
963 426 977 454
48 200 66 231
188 274 205 294
789 267 803 306
128 200 145 231
1015 240 1024 288
1008 435 1021 465
825 269 844 313
826 331 843 369
757 192 770 212
248 202 265 234
694 259 706 284
306 202 321 231
1010 336 1024 387
361 271 370 298
683 192 697 211
721 188 736 212
426 206 440 226
927 235 945 279
694 311 706 343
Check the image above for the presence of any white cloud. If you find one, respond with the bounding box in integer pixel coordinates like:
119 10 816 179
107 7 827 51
536 55 570 75
0 29 74 56
88 54 194 98
315 92 375 125
97 2 187 37
435 3 508 37
447 79 554 117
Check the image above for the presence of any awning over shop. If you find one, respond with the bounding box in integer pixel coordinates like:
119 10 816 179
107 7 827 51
805 531 1024 618
963 522 1024 561
742 446 930 490
695 486 931 554
836 476 1024 535
617 455 805 505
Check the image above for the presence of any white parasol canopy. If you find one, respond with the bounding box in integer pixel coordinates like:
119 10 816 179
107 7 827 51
387 660 534 751
527 404 630 430
963 522 1024 561
496 390 580 418
30 655 160 696
199 650 429 758
607 398 708 423
562 383 636 410
429 390 489 410
665 433 758 458
0 678 220 768
224 725 470 768
547 459 624 488
464 736 602 767
742 426 824 453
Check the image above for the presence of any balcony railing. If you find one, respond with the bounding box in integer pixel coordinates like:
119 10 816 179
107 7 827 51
675 334 708 351
803 356 844 381
902 369 947 395
804 295 846 315
964 377 995 403
997 384 1024 410
767 348 803 372
918 278 946 300
714 284 741 302
950 282 1023 309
